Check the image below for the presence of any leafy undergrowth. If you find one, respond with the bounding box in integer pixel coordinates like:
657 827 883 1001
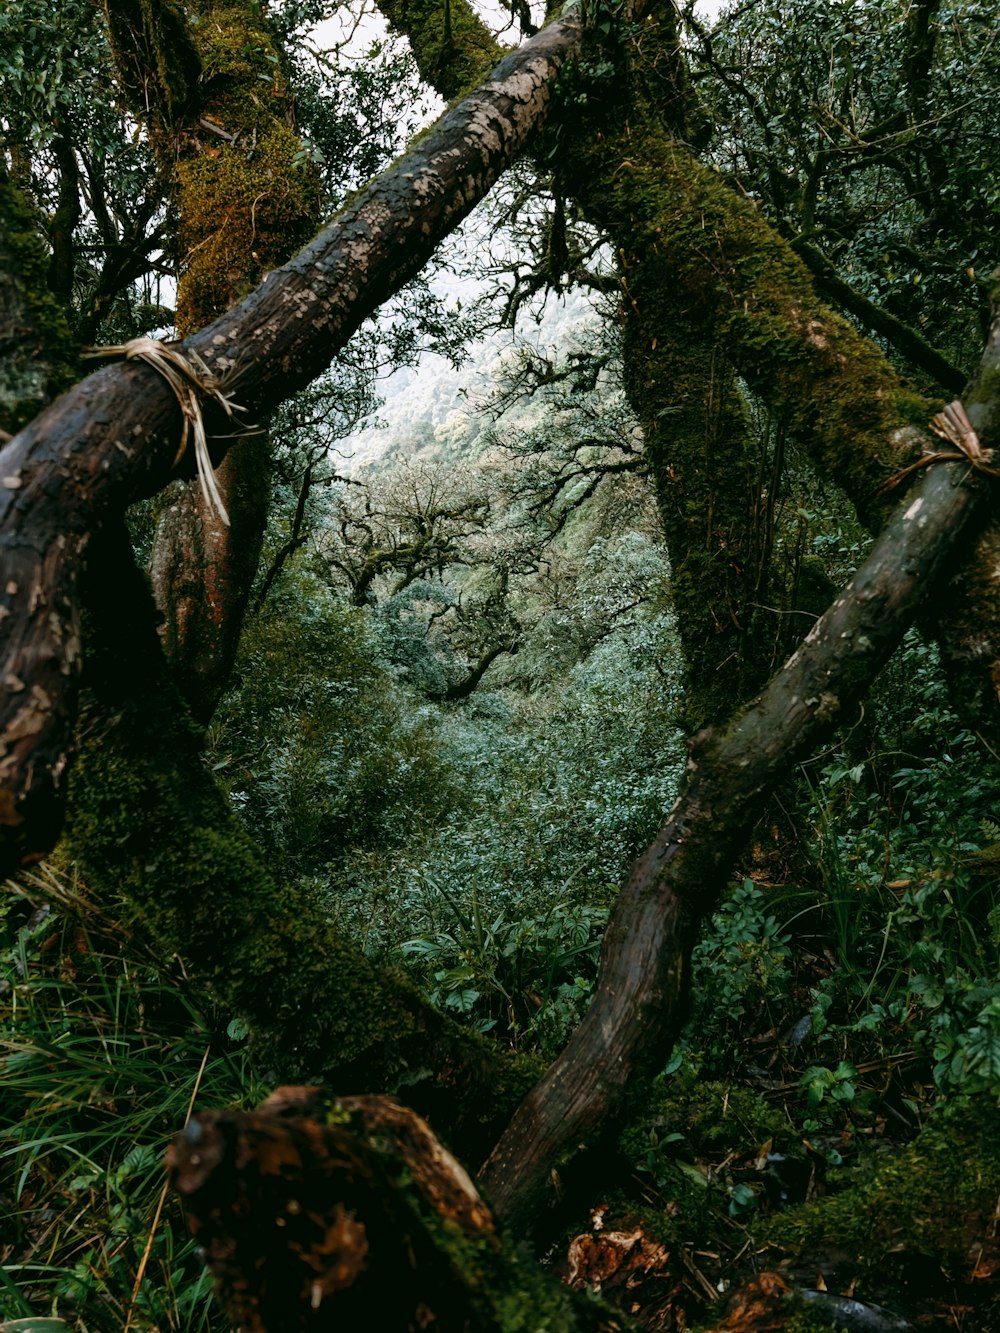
553 639 1000 1330
4 632 1000 1330
1 866 259 1332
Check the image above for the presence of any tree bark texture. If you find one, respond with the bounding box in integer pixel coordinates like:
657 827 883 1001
479 313 1000 1227
0 10 586 875
104 0 323 722
148 437 272 721
168 1087 629 1331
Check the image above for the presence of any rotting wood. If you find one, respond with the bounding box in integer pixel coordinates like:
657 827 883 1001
167 1086 631 1331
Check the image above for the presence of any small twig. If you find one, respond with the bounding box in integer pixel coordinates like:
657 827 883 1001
198 117 236 142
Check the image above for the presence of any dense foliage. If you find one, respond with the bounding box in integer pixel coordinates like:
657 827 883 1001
5 0 1000 1327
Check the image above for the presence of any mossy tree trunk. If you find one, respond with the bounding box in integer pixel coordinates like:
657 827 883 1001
66 522 540 1160
0 0 597 869
556 9 930 723
7 9 1000 1310
377 0 924 724
571 16 1000 742
383 0 1000 740
103 0 323 721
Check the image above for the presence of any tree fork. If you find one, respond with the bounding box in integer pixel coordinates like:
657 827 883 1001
479 317 1000 1227
0 7 595 875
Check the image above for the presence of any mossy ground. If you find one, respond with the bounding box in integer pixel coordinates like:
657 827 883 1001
760 1096 1000 1324
608 1077 1000 1329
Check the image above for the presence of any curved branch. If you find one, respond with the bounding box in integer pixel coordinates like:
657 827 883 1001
0 11 589 874
479 316 1000 1227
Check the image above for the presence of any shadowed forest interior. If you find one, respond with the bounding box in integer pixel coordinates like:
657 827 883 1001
5 0 1000 1329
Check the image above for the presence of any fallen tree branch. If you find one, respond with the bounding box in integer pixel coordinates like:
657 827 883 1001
479 310 1000 1227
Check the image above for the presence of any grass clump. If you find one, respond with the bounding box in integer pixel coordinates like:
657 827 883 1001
1 866 260 1332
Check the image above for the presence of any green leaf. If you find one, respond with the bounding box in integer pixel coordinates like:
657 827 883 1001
0 1322 73 1331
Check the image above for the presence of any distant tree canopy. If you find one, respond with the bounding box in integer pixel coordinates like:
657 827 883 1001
4 0 1000 1326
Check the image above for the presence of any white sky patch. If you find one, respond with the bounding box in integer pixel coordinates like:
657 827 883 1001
313 0 731 467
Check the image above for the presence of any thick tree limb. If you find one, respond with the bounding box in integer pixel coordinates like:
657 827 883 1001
479 317 1000 1227
0 11 588 875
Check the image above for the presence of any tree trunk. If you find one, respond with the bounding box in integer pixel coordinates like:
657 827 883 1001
479 313 1000 1227
0 8 589 874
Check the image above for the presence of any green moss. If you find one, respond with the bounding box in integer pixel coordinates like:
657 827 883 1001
590 129 935 522
101 0 202 128
174 124 321 332
377 0 502 101
164 1 323 332
622 1077 788 1170
545 32 939 719
763 1097 1000 1297
103 0 322 333
616 1079 789 1249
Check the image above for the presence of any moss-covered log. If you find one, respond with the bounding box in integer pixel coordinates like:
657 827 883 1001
168 1086 629 1330
0 7 593 874
760 1096 1000 1326
479 313 1000 1227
